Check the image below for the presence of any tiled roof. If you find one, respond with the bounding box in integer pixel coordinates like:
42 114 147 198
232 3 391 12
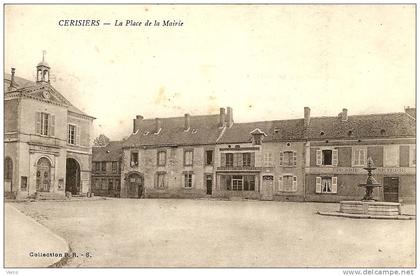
218 119 305 144
307 112 416 140
92 141 124 161
123 114 225 147
4 73 92 118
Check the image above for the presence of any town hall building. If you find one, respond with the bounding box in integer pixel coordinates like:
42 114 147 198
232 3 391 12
4 56 95 199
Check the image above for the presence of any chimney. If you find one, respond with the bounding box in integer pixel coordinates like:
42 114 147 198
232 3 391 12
341 108 348 121
133 115 143 133
9 68 15 90
304 107 311 127
219 108 226 127
154 118 162 134
184 113 190 131
226 107 234 127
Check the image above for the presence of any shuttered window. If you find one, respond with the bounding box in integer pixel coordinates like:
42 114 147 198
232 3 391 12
263 152 273 167
183 173 194 188
278 175 297 192
315 176 337 194
36 112 55 136
282 151 297 167
316 149 338 166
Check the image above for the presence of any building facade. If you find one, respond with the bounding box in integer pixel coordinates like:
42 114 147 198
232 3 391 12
304 108 416 203
120 106 415 203
4 58 95 199
92 141 123 197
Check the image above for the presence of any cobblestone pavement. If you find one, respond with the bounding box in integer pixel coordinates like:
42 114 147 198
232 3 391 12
11 199 415 267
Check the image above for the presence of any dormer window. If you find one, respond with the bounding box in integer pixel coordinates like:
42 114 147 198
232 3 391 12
250 128 267 146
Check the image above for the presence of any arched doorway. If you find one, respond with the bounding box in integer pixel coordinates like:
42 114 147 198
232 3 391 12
37 157 51 192
126 173 143 198
66 158 81 195
4 157 13 192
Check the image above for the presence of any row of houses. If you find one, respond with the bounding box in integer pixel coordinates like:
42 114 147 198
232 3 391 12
4 57 415 203
92 106 416 203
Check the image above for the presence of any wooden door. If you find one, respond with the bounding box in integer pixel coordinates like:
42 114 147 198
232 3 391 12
261 175 274 200
383 177 399 202
127 174 143 198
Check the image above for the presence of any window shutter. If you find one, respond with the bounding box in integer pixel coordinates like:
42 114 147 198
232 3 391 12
332 149 338 166
221 153 226 167
332 177 338 193
279 152 283 166
292 176 297 192
49 114 55 136
192 174 195 188
315 177 322 193
154 173 157 188
278 176 283 192
76 125 81 146
233 153 238 167
293 151 297 166
316 150 322 166
36 112 41 134
361 149 366 166
181 174 186 187
250 153 255 167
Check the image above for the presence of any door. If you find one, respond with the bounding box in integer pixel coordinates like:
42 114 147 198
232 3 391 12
36 157 51 192
383 177 399 202
261 175 274 200
206 175 213 195
127 173 143 198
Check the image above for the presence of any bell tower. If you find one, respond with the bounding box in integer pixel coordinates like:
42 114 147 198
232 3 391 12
36 50 50 83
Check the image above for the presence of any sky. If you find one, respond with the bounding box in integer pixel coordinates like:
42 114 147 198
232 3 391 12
5 4 415 140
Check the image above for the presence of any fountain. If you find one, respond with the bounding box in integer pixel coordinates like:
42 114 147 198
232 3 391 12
318 157 413 219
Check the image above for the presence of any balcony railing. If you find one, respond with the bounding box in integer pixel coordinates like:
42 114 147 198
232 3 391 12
217 166 261 171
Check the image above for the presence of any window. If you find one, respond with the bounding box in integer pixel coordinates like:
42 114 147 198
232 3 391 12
315 176 337 194
225 153 234 167
353 148 367 166
68 124 76 145
108 179 113 190
280 151 297 167
94 162 100 172
36 112 55 136
21 176 28 190
130 151 139 167
410 146 416 167
243 153 251 167
115 179 121 190
205 150 213 165
184 173 193 188
263 152 273 167
157 151 166 166
278 175 297 192
101 161 107 171
224 175 255 191
322 150 332 165
316 149 338 166
184 150 193 166
112 161 118 172
156 173 166 189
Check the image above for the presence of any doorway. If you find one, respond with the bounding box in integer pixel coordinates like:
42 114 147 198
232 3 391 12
383 177 399 202
206 174 213 195
127 173 143 198
66 158 81 195
261 175 274 200
36 157 51 192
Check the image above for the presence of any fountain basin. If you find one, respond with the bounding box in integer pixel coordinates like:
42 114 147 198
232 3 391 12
340 201 401 216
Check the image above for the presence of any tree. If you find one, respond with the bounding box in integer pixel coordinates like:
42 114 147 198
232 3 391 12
93 134 110 147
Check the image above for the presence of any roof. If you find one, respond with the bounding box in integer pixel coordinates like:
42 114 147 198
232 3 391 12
218 119 305 144
92 141 124 162
307 112 416 140
4 73 93 118
123 114 225 147
405 108 416 119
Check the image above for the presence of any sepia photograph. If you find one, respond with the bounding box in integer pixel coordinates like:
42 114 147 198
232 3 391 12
2 3 416 272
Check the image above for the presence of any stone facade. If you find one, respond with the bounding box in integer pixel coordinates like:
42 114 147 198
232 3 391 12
4 59 94 199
